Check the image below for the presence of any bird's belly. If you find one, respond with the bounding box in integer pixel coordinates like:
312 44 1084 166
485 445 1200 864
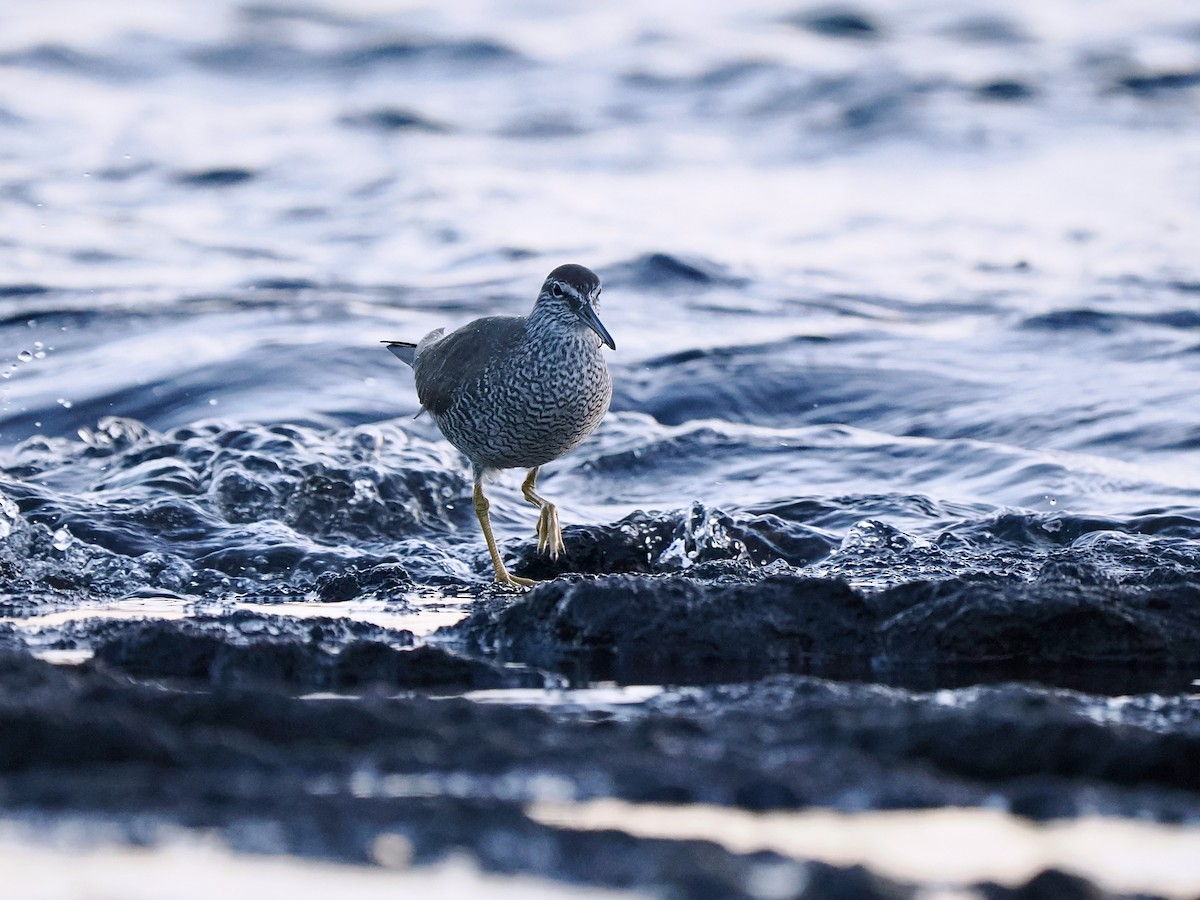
435 360 611 470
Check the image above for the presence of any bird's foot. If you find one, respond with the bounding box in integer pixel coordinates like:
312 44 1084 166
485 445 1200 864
535 502 565 559
496 570 536 588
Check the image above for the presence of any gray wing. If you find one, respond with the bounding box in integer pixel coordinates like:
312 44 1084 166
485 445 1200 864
413 316 526 416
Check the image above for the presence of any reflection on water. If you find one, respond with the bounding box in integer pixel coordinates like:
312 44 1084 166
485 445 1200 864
464 684 663 707
230 599 468 636
528 799 1200 899
0 596 464 636
0 599 189 628
0 826 641 900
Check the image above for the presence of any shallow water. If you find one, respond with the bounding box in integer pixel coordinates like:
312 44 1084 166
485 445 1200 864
528 801 1200 899
1 0 1199 896
0 826 640 900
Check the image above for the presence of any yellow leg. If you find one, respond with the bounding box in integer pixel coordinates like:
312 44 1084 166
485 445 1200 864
474 476 533 587
521 467 565 559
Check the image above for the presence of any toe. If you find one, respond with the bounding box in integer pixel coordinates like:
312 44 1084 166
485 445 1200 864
498 571 536 588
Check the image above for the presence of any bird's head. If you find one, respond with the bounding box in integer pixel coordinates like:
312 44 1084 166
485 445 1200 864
535 263 615 350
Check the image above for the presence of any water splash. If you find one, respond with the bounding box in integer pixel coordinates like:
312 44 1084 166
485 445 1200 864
51 526 72 551
0 492 18 541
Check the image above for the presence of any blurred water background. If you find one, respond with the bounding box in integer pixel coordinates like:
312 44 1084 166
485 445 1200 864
2 0 1198 597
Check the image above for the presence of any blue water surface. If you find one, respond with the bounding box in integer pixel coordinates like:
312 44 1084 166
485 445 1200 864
1 0 1198 597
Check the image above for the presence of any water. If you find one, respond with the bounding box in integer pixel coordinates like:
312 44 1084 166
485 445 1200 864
2 0 1197 599
0 0 1199 894
527 800 1200 899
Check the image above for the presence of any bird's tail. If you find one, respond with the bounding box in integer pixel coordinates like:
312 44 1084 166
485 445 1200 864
382 340 417 367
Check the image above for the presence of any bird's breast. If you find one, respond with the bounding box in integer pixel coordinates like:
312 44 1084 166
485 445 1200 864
434 337 611 470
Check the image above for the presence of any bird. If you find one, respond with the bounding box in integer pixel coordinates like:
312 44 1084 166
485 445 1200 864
384 264 615 587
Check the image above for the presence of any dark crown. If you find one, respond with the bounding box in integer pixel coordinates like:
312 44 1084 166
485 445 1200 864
543 264 600 294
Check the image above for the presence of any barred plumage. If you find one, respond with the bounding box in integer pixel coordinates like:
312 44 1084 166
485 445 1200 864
384 264 615 586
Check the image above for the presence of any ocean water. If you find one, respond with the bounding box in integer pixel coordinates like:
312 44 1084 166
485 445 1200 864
1 1 1198 611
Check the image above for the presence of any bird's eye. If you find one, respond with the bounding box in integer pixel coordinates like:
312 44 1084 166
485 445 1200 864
551 283 563 298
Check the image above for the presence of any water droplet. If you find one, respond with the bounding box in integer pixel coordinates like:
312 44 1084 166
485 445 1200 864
352 478 378 503
56 398 72 409
208 398 218 406
1 370 11 379
34 351 45 359
52 526 72 551
16 350 32 362
0 493 18 539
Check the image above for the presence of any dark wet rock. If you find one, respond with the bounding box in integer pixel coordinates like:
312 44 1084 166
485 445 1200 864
0 624 23 652
174 168 257 187
1 419 473 594
451 570 877 683
84 614 540 692
874 561 1200 670
449 559 1200 690
77 608 410 650
979 869 1112 900
813 510 1200 592
339 108 447 133
315 562 411 601
0 651 1192 897
0 501 211 601
650 676 1200 804
789 7 881 40
88 618 544 692
509 503 835 581
335 642 547 691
